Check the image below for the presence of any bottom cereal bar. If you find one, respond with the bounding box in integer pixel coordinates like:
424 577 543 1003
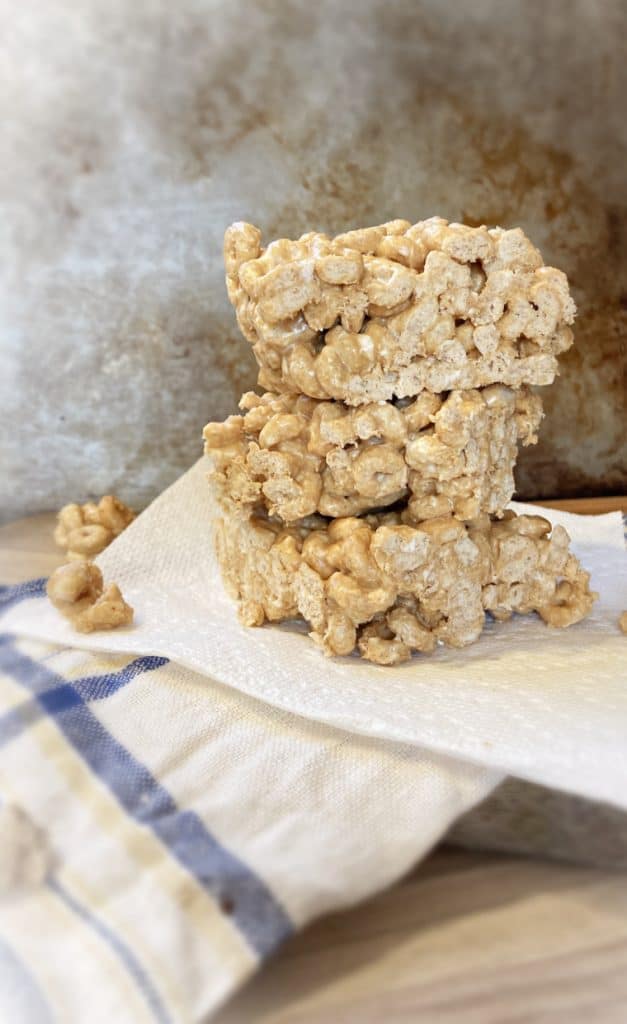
214 504 597 665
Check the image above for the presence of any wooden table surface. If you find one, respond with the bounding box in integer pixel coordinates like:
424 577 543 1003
2 499 627 1024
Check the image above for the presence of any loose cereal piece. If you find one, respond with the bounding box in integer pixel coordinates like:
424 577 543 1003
54 495 135 560
224 218 575 404
47 561 134 633
204 385 542 523
212 496 597 665
619 611 627 634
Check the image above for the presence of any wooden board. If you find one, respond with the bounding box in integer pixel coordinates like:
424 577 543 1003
533 495 627 515
1 500 626 1023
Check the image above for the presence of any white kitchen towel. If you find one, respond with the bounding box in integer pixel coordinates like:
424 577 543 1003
1 459 626 1022
0 634 499 1023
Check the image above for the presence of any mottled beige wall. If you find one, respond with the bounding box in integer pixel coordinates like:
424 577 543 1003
2 0 625 519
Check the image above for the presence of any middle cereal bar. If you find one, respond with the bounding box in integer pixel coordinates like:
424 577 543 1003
204 385 542 523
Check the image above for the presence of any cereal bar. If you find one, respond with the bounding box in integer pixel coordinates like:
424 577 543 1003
214 503 596 665
205 385 542 522
224 218 576 405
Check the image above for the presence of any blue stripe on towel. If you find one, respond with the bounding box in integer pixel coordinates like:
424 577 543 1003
49 879 172 1024
0 642 169 746
69 656 170 701
0 699 41 747
0 639 168 702
0 578 47 614
0 637 292 959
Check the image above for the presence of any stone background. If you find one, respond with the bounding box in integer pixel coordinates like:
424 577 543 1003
1 0 625 520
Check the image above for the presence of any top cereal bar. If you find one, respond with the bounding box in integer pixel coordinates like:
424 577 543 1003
224 218 576 405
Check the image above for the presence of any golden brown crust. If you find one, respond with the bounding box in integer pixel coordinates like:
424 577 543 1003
204 385 542 523
224 218 576 404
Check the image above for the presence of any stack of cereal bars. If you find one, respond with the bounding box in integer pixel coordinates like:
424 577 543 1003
203 218 596 665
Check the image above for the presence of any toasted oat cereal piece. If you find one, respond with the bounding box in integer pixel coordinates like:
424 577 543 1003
47 561 134 633
224 218 575 405
54 495 135 560
619 611 627 634
205 385 542 522
213 499 596 665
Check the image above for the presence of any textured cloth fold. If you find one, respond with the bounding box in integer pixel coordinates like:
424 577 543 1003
0 633 497 1022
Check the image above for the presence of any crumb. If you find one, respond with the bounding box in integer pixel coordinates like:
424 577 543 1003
47 560 133 633
54 495 135 560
